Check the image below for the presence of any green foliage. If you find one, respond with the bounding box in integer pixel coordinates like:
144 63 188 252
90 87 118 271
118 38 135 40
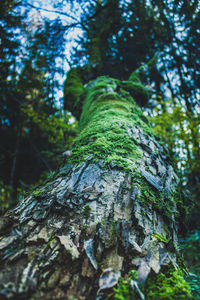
0 182 12 214
147 269 193 299
114 278 132 300
187 273 200 299
82 204 92 220
64 68 84 119
0 3 77 210
152 232 169 243
31 188 44 198
150 99 200 172
0 0 21 84
181 230 200 275
113 270 139 300
70 0 200 120
150 99 200 227
72 0 171 84
129 71 141 83
21 106 77 154
129 56 158 86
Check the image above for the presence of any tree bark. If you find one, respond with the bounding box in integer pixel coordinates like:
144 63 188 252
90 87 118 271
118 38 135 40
0 74 191 299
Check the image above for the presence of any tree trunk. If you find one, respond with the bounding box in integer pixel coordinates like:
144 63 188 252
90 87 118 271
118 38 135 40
9 122 22 202
0 75 192 299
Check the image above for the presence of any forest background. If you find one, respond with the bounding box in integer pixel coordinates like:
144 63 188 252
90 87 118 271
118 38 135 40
0 0 199 297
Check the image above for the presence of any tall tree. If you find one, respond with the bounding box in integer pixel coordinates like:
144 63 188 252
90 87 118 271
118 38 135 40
0 0 23 208
0 69 192 299
71 0 171 82
0 0 21 84
0 1 76 211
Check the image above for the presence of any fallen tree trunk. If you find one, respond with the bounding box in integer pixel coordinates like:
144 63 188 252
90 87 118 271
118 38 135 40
0 73 192 299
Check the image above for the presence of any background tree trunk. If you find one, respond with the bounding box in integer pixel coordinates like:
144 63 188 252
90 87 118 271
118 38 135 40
0 75 191 299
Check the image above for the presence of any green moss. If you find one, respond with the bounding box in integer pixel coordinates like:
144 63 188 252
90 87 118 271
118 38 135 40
32 187 45 198
175 248 188 275
64 67 84 119
83 204 92 220
114 268 192 299
128 171 183 222
114 278 133 300
114 270 143 300
152 232 169 243
132 173 162 211
129 71 141 83
147 269 193 299
103 221 119 249
69 76 153 169
120 81 149 107
122 185 132 191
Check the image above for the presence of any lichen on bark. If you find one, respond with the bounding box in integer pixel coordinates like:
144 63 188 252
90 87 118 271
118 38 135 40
0 71 192 300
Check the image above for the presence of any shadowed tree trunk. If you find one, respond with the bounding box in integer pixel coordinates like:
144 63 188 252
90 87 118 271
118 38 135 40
0 71 192 299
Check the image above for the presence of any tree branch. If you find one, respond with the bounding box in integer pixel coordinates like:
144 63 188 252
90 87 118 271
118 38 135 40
21 1 80 23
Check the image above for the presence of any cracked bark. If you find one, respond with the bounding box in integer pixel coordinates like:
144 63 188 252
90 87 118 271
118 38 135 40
0 76 182 300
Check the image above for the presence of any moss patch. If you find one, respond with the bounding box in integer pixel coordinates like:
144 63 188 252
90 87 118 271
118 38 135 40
64 67 84 119
129 171 180 221
114 268 193 299
70 76 153 169
113 270 141 300
147 269 193 299
83 204 92 220
120 81 149 107
152 232 169 243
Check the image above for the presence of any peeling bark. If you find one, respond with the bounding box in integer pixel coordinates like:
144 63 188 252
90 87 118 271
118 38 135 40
0 75 190 299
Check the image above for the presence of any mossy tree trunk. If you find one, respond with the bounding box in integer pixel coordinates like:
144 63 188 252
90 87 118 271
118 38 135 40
0 74 192 299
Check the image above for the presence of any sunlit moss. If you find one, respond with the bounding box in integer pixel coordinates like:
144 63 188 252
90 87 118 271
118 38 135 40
147 269 193 299
113 270 143 300
113 268 193 299
70 76 153 168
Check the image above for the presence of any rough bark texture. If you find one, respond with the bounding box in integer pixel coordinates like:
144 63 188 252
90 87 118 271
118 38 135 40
0 74 191 299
